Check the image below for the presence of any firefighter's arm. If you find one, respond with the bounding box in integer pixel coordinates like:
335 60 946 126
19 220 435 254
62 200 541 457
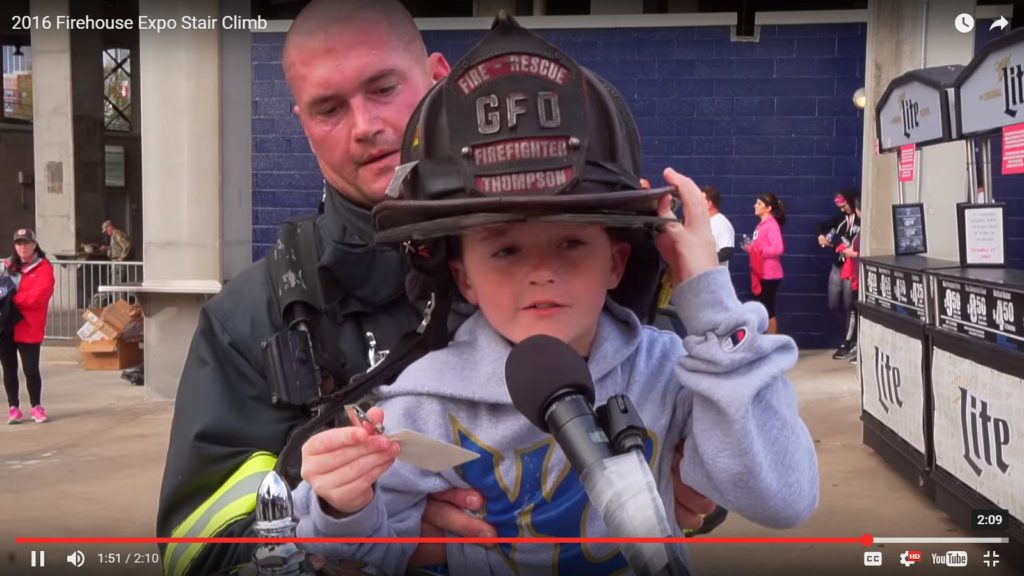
158 284 301 576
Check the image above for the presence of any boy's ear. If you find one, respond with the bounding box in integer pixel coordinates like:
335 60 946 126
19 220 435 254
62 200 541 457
448 260 479 305
607 241 632 290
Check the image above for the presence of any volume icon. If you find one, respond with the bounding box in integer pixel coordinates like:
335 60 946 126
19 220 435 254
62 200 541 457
67 550 85 568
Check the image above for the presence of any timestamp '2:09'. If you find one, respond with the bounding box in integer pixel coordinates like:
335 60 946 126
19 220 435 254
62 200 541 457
971 509 1010 530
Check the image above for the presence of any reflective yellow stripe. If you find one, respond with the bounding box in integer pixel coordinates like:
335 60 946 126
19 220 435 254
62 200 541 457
163 452 277 576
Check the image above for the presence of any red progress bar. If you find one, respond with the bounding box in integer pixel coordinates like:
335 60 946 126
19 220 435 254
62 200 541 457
16 535 875 546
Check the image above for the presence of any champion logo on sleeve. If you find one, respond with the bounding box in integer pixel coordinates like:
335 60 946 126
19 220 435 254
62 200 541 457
722 327 749 352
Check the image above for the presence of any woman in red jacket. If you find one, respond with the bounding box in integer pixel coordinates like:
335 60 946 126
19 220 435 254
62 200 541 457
2 229 55 424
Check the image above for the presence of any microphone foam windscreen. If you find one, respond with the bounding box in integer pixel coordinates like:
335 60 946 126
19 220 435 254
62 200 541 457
505 334 595 431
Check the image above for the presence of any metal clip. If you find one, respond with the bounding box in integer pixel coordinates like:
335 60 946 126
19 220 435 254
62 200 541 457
365 331 388 369
345 403 385 435
417 293 436 334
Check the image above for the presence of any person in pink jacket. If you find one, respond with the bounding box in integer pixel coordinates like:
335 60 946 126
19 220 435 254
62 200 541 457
743 194 786 334
1 229 56 424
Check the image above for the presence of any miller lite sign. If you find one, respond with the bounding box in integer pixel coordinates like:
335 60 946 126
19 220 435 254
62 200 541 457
859 317 925 452
876 66 962 152
932 347 1021 522
955 28 1024 137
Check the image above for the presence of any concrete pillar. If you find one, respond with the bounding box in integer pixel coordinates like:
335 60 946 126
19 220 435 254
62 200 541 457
30 0 77 258
138 0 223 399
861 0 976 260
139 0 221 282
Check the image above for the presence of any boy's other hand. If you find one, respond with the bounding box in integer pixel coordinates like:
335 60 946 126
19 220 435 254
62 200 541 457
656 168 719 287
410 488 496 566
301 407 400 516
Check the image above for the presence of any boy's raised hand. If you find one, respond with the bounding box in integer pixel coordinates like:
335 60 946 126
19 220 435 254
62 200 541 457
656 168 719 287
301 407 401 516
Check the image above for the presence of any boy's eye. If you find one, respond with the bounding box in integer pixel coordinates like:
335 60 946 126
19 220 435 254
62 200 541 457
491 246 519 258
561 238 586 249
375 84 398 97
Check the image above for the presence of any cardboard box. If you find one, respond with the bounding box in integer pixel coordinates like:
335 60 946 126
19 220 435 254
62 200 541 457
100 299 135 333
79 339 141 371
78 300 145 369
76 322 106 343
81 308 120 341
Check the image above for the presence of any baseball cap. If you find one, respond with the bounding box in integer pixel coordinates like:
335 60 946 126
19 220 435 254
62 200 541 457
13 228 36 243
372 12 674 243
834 194 848 206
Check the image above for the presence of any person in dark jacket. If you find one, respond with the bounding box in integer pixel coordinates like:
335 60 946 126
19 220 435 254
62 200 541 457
156 2 717 575
1 228 55 424
817 188 861 359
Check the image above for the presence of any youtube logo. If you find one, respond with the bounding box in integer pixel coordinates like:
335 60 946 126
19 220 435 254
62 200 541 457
900 550 922 567
932 551 968 567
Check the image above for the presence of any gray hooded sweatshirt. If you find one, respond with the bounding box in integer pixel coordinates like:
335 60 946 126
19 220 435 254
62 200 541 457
293 267 819 575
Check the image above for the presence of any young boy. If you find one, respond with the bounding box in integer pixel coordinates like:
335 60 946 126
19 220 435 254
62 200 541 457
291 15 818 575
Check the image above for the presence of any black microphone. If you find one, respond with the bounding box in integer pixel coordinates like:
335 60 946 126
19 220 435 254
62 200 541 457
505 334 690 576
505 334 613 475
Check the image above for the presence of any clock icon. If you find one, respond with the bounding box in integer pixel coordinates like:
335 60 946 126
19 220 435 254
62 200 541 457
954 13 975 33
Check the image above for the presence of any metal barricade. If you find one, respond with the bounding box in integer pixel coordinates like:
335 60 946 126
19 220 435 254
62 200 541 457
46 259 143 340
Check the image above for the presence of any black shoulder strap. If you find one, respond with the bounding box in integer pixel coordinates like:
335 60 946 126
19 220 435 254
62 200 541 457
267 216 326 323
272 286 452 483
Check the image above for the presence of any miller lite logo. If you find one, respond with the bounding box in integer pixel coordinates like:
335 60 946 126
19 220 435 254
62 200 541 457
899 92 920 139
874 347 903 413
959 387 1011 477
997 55 1023 119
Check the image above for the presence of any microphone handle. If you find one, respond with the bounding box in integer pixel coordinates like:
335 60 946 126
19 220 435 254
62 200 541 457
579 450 691 576
544 393 616 475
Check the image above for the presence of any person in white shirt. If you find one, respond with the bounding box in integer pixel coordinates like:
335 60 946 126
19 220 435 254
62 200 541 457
703 186 735 270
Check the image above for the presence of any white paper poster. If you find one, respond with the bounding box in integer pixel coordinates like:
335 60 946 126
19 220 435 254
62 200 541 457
963 206 1005 265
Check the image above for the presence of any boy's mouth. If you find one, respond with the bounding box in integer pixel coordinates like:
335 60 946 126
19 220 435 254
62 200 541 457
523 301 565 310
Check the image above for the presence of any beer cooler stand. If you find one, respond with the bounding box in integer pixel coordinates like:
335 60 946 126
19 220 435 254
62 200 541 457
860 64 963 497
922 28 1024 563
858 256 956 494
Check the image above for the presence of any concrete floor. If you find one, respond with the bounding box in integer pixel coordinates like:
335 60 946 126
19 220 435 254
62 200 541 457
0 348 1019 575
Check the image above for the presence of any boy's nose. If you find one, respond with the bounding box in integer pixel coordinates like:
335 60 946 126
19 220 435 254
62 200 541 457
525 253 557 284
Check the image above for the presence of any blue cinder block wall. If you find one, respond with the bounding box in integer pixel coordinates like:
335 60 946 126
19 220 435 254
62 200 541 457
251 24 870 349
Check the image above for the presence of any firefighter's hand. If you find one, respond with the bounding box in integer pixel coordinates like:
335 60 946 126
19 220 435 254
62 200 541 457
409 489 496 566
656 168 719 288
672 443 717 529
301 407 400 515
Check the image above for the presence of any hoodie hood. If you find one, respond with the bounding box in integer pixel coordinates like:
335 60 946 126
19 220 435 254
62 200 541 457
378 297 644 406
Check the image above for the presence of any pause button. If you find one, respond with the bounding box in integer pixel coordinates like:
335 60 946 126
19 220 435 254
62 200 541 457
31 550 46 567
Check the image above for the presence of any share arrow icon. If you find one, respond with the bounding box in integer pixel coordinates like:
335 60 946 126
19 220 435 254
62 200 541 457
991 16 1009 31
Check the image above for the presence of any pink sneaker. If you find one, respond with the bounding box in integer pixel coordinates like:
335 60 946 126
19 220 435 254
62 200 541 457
7 406 23 424
30 406 48 423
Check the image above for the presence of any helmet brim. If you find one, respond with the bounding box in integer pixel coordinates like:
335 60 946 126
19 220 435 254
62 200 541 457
373 186 676 243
